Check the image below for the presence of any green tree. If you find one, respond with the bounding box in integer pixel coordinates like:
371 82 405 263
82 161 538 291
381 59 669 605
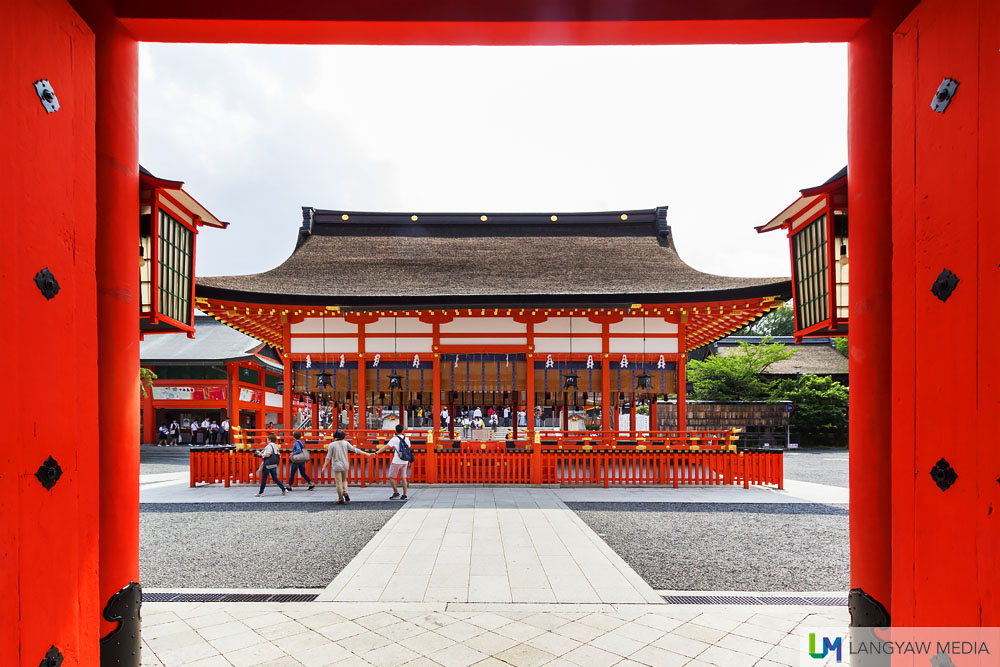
834 337 848 358
733 305 795 337
778 374 849 436
687 338 794 400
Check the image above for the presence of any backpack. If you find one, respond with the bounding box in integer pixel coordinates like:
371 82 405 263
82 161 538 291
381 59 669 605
395 435 415 463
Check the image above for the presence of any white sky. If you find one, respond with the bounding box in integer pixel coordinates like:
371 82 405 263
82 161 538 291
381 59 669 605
138 43 847 280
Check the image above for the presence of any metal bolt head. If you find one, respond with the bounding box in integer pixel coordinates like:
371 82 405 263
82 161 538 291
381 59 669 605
930 268 959 302
34 267 60 300
35 456 63 491
930 458 958 491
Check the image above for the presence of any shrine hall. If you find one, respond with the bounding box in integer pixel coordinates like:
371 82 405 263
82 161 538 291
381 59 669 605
195 206 791 444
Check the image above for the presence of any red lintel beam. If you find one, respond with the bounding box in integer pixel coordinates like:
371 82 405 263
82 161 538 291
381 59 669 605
116 0 869 45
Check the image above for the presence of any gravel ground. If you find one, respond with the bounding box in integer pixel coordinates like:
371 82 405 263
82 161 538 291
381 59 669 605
139 502 399 588
783 449 849 488
568 502 848 591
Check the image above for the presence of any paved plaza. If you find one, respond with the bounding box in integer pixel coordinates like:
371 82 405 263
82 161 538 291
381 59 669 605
138 450 850 665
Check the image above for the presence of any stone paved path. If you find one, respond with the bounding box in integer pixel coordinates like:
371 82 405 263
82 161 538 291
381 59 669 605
319 489 663 605
140 600 848 666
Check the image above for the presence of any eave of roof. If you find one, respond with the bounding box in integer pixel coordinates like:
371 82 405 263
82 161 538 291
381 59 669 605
197 206 790 308
139 165 231 229
756 166 847 234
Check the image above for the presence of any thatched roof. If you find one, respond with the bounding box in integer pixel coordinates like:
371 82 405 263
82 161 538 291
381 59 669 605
717 337 848 378
197 207 790 308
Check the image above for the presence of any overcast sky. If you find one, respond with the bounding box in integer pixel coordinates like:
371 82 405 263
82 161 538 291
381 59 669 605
138 43 847 280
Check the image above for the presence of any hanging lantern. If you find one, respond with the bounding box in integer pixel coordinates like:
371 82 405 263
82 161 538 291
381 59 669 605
316 371 333 389
563 373 579 390
388 372 403 390
636 373 652 390
275 380 285 394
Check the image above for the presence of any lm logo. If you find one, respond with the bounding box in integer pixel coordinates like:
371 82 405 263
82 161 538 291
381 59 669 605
808 633 843 662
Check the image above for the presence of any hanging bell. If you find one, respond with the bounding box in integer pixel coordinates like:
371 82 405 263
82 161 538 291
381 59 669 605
636 373 652 390
563 373 579 390
316 371 333 389
388 373 403 390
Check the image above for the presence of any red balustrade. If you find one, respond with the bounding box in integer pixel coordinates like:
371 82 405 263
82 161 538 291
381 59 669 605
190 428 782 489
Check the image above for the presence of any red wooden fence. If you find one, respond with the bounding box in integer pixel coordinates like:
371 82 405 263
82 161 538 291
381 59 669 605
190 428 783 489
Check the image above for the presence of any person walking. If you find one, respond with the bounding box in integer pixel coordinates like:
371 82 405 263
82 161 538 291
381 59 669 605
256 433 287 496
169 419 180 446
321 429 372 504
376 424 412 500
156 424 169 446
287 430 315 491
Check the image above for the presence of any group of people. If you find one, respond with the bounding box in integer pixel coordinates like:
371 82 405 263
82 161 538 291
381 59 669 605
156 417 229 446
438 406 528 431
255 425 413 503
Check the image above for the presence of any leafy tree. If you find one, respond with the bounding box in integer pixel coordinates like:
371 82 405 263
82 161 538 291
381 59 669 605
778 374 849 436
733 305 795 337
140 367 157 398
687 338 794 400
834 337 848 358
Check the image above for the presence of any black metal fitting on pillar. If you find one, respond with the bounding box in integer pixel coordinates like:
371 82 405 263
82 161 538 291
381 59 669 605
848 588 891 627
35 456 63 490
930 458 958 491
39 645 64 667
100 581 142 667
931 269 959 302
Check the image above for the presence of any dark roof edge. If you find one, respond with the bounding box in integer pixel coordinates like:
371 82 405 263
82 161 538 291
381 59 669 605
305 207 661 227
195 280 792 309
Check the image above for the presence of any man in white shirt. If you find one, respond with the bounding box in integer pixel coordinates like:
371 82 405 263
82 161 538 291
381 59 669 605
473 406 482 420
503 406 511 426
440 407 450 427
221 418 230 445
375 424 411 500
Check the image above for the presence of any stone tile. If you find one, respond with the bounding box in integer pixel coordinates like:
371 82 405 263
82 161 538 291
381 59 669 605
695 645 758 667
632 613 683 633
561 643 621 667
551 621 606 644
493 643 557 667
291 642 353 667
298 611 349 630
336 630 393 655
715 632 773 658
763 644 800 666
494 621 546 643
143 611 183 627
225 641 287 667
427 643 489 667
588 632 645 658
689 613 744 634
373 621 426 642
744 613 802 633
155 641 220 667
412 612 458 631
144 620 194 641
361 642 420 667
147 629 209 653
404 630 456 655
462 630 520 655
726 622 787 645
520 612 570 632
424 588 468 602
651 633 711 658
198 620 255 641
208 630 269 654
256 658 306 667
611 622 664 645
671 623 728 645
273 631 333 654
315 621 367 642
329 657 378 667
626 645 690 667
510 588 557 603
437 620 487 643
258 621 311 641
577 613 627 632
468 658 509 667
353 612 401 631
524 630 582 656
182 657 232 667
464 611 514 631
245 612 297 630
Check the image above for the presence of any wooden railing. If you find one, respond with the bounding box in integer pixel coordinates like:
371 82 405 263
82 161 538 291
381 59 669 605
190 427 782 489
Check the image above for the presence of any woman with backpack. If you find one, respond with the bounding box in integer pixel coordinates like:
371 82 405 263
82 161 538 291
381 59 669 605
256 433 287 496
321 429 372 504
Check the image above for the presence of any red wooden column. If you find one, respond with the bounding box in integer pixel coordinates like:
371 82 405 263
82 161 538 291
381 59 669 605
74 0 145 653
358 323 367 436
526 321 540 482
677 317 687 433
846 0 917 626
142 378 155 443
601 321 611 441
281 320 292 429
427 354 439 483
